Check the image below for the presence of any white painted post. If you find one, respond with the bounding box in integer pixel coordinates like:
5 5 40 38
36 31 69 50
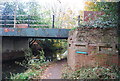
14 3 17 28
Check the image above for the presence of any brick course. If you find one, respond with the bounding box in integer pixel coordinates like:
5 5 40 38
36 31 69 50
67 27 119 70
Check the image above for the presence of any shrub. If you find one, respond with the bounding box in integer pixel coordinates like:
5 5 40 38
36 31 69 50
62 65 120 79
10 49 49 80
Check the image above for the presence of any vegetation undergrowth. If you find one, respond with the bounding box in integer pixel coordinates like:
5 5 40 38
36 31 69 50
62 65 120 79
9 49 50 80
30 39 67 61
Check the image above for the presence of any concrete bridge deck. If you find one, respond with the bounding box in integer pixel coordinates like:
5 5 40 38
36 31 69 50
0 28 70 39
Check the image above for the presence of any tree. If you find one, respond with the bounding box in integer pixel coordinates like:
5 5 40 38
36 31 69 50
2 2 15 27
84 1 118 28
1 1 51 28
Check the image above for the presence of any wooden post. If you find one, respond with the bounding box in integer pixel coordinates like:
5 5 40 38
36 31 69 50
78 15 80 27
52 15 55 28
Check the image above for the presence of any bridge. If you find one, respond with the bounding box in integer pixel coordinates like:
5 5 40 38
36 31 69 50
1 28 70 61
0 28 70 39
0 15 71 61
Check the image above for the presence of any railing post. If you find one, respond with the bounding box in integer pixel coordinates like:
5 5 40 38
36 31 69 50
78 15 80 27
52 15 55 28
14 14 16 28
4 14 7 27
14 6 17 28
28 15 30 28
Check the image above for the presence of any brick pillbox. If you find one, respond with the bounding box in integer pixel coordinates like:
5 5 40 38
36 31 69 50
67 27 119 70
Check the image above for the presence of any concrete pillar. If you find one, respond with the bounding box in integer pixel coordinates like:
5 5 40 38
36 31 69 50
2 37 29 61
0 37 2 80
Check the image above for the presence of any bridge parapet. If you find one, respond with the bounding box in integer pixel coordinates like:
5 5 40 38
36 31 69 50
0 28 70 39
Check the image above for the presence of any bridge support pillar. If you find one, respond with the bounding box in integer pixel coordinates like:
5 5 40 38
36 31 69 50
2 37 29 61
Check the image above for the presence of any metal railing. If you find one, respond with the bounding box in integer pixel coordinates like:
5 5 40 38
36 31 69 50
0 15 55 28
0 14 81 28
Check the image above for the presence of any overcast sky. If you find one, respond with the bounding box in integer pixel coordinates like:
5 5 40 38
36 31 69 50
1 0 119 13
0 0 85 11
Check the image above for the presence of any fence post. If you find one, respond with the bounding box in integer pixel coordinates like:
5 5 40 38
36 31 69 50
78 15 80 27
52 15 55 28
14 5 17 28
28 15 30 28
4 15 6 27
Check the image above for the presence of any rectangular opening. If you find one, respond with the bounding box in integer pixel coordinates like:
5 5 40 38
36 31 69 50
99 46 112 51
70 38 72 40
69 44 71 47
75 44 87 51
75 44 86 47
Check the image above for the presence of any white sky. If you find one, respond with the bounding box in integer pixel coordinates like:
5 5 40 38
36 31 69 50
1 0 85 11
1 0 119 14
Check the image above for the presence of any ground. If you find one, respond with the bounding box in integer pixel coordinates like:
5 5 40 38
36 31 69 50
2 58 67 79
41 59 67 79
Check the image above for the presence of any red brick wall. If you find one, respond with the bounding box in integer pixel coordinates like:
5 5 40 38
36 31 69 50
67 27 119 70
84 11 104 22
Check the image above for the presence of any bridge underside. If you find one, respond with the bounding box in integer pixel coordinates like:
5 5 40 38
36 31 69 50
1 28 70 61
0 28 70 39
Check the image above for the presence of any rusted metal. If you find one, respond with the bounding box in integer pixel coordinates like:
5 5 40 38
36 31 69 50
0 28 70 39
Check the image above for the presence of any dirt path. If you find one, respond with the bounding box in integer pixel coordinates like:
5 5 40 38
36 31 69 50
41 59 67 79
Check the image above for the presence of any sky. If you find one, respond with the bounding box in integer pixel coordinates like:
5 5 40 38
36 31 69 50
0 0 85 11
1 0 119 14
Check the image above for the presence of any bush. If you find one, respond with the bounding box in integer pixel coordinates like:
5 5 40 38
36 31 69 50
62 65 120 79
10 49 49 80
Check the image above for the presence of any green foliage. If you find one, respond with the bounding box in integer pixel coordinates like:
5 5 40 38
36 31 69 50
70 27 77 31
15 49 32 68
37 39 67 60
10 49 49 80
10 69 41 80
10 61 49 80
2 1 51 28
84 2 118 28
15 49 46 68
62 65 120 79
38 50 45 62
